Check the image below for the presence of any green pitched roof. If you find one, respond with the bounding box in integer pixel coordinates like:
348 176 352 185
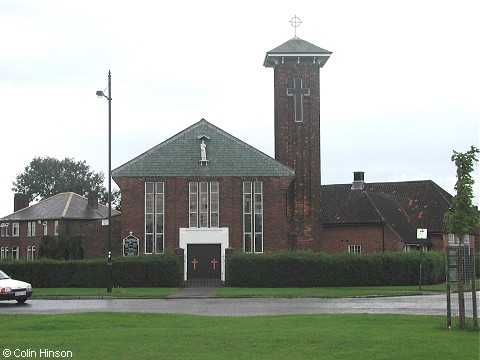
267 37 331 54
112 119 295 178
264 37 332 67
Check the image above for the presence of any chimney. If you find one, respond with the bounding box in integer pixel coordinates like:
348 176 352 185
14 193 30 212
88 191 99 210
351 171 365 190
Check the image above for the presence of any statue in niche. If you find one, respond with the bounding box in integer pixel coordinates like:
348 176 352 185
200 140 207 161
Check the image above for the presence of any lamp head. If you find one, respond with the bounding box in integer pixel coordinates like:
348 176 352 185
96 90 105 98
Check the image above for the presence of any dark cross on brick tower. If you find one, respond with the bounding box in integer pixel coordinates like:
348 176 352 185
287 78 310 122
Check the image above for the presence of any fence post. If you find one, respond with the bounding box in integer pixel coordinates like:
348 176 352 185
445 249 452 328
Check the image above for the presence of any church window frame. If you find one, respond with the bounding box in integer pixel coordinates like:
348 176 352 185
145 182 165 254
189 181 219 228
243 181 263 253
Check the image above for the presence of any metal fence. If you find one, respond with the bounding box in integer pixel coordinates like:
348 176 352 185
445 238 478 328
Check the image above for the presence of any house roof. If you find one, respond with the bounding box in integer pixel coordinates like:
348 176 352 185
112 119 295 178
0 192 119 221
321 180 452 243
264 37 332 67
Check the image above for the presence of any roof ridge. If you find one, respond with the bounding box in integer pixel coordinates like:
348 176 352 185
428 180 454 204
368 192 416 242
61 192 74 218
364 192 388 223
365 192 406 240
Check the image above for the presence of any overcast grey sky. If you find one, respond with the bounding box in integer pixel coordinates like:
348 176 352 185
1 0 478 216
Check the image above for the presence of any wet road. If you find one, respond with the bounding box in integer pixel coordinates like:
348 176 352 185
0 293 477 317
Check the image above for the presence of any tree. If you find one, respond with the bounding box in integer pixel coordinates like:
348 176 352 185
11 156 113 205
444 145 479 329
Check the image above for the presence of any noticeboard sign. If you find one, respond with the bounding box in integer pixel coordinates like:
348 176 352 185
416 228 428 240
123 234 139 256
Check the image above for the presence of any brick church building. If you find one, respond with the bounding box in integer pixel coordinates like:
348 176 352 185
2 35 460 281
109 36 455 283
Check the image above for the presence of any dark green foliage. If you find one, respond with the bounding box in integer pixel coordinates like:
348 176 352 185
11 156 122 209
225 251 446 287
0 253 181 288
12 156 106 203
39 235 85 260
444 146 480 239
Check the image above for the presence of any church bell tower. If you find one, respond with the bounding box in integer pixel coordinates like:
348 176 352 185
264 30 331 250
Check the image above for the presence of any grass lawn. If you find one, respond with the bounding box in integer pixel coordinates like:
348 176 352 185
31 284 452 298
0 313 477 359
31 287 179 298
214 284 449 298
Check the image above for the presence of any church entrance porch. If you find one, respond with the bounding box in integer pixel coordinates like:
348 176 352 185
186 244 221 286
179 227 229 285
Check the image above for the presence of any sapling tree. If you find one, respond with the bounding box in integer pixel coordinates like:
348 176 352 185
444 145 479 329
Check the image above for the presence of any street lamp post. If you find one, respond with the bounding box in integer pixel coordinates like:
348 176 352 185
96 70 113 293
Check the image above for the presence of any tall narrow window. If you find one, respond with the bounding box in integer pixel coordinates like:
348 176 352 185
12 246 19 260
243 181 263 253
189 182 198 227
155 182 164 253
43 222 48 236
145 182 154 254
210 182 219 227
27 222 36 237
54 220 59 236
12 223 19 237
145 182 165 254
0 223 7 237
189 181 219 228
199 182 209 227
27 246 36 260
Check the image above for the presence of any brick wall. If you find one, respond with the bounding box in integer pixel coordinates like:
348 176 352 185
322 224 404 253
273 61 322 248
0 218 111 260
114 175 295 255
81 216 122 259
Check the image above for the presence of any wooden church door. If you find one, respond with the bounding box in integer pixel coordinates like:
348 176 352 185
187 244 221 285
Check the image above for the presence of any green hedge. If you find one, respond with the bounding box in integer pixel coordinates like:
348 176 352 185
1 251 476 288
225 251 447 287
0 253 181 288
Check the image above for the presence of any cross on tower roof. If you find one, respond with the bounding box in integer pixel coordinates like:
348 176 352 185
289 15 302 38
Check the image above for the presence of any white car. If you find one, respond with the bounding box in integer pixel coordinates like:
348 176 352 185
0 270 33 304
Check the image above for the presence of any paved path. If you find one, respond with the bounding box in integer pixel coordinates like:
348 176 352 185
0 293 478 317
168 286 219 298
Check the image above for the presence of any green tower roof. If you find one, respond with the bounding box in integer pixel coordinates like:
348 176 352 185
264 37 332 67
